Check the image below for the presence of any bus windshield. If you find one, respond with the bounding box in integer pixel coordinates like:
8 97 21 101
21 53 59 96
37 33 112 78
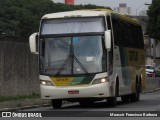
40 35 107 75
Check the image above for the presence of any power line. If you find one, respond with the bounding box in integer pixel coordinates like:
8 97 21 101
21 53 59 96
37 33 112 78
132 3 146 15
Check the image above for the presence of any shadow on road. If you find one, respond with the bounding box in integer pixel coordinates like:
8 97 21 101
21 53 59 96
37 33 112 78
52 99 140 109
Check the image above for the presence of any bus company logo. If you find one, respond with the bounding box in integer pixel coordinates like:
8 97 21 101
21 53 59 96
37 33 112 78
57 78 68 81
2 112 11 117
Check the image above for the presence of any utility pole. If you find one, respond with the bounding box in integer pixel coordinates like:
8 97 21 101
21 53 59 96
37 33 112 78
145 3 156 65
145 3 151 6
152 38 156 66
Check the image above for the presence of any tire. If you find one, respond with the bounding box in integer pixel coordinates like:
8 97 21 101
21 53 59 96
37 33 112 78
107 97 117 107
52 99 62 109
107 80 119 107
121 95 130 103
130 81 140 102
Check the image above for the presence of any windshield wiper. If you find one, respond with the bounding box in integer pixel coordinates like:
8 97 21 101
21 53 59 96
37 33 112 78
55 38 88 75
73 55 88 74
55 55 70 76
55 54 88 76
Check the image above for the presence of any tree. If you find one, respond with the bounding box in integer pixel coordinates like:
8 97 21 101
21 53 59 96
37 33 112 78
146 0 160 63
0 0 55 37
0 0 111 39
146 0 160 39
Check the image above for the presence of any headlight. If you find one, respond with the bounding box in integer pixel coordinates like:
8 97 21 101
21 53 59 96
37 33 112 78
40 80 54 86
92 77 109 85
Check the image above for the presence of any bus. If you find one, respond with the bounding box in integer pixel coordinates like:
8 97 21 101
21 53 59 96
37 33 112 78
29 9 145 109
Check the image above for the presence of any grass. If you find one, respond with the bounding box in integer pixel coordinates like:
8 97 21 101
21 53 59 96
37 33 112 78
0 93 40 102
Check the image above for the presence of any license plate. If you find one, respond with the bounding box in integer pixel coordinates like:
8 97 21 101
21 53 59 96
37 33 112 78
68 90 79 94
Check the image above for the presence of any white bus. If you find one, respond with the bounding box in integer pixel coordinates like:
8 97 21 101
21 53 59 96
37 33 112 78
29 9 145 109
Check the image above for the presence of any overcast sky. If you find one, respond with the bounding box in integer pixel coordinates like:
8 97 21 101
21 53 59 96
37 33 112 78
52 0 152 15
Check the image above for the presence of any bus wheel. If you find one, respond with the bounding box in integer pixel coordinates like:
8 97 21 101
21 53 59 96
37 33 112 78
107 80 118 107
107 97 117 107
130 82 140 102
121 95 130 103
51 99 62 109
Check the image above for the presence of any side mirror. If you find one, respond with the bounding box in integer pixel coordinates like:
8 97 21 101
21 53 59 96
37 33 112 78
104 30 111 51
29 32 38 54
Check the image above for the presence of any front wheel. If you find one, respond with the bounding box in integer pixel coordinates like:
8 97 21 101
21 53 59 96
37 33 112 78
107 97 117 107
107 80 119 107
51 99 62 109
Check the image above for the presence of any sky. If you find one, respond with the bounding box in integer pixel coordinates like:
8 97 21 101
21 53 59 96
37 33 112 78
52 0 152 15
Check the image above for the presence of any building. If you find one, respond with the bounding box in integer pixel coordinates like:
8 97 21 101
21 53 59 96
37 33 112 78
65 0 74 5
114 3 131 15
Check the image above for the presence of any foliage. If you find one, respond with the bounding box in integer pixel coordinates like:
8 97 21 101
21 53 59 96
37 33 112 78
146 0 160 39
0 0 111 38
0 93 40 102
0 0 54 37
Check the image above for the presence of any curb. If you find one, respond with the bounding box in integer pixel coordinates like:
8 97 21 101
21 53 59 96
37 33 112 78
142 88 160 93
0 104 50 112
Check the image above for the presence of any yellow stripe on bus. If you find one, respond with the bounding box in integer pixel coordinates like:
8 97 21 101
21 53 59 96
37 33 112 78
51 77 74 86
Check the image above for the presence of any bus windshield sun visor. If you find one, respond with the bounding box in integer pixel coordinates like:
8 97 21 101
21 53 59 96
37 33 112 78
41 18 105 35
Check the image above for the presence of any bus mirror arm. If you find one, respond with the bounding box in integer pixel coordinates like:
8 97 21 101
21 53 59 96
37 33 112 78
29 32 39 54
104 30 111 51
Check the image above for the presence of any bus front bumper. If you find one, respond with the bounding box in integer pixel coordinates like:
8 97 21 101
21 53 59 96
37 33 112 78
40 83 111 100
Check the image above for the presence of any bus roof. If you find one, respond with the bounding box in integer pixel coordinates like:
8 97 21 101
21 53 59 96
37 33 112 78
42 9 140 25
92 9 141 25
42 10 108 19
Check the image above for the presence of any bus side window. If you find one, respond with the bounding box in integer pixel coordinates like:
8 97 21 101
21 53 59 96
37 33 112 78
41 40 45 57
137 26 144 49
112 19 118 45
107 16 113 73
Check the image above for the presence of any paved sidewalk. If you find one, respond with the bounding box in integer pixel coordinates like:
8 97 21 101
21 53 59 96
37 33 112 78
0 98 50 111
